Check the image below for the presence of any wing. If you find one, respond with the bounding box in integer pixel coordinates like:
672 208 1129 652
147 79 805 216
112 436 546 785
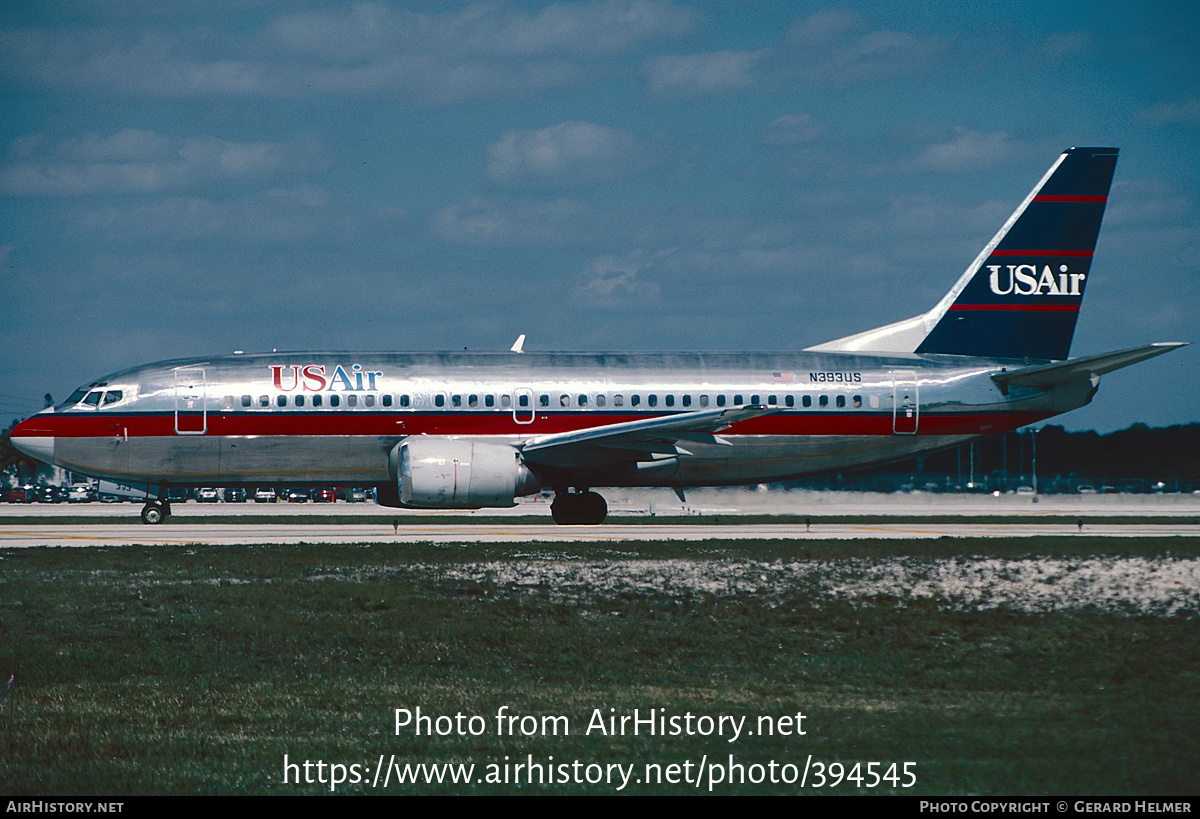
519 404 780 469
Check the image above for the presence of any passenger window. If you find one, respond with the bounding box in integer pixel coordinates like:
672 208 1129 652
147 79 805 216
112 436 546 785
596 394 606 408
560 394 570 407
242 395 252 408
578 394 588 407
382 395 392 407
434 394 444 408
400 394 410 408
869 394 880 409
802 395 812 408
682 395 691 407
468 394 478 408
785 395 795 408
614 394 624 407
347 395 358 408
295 395 305 407
665 395 674 407
648 395 657 408
330 395 341 408
276 395 287 407
222 395 234 409
631 394 640 407
313 395 323 407
819 395 829 407
767 395 777 405
717 395 726 407
103 391 124 406
699 395 709 408
500 394 510 408
734 394 743 405
751 395 760 404
539 394 550 408
452 394 462 408
518 393 529 408
365 395 375 407
836 395 845 408
852 395 862 408
259 395 269 407
484 394 494 408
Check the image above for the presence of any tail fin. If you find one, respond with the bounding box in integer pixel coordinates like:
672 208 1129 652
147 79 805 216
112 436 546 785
809 147 1119 360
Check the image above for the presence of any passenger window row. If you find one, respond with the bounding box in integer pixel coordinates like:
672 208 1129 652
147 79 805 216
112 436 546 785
223 392 871 410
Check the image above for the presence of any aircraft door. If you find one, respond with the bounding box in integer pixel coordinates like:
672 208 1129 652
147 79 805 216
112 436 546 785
513 388 535 424
892 370 918 434
174 367 207 434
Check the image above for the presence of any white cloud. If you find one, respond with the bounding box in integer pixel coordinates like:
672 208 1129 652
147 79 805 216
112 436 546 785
487 121 644 187
1137 98 1200 126
903 130 1026 174
574 248 667 306
1 1 697 103
432 196 591 245
761 114 826 146
645 49 766 100
782 10 942 86
0 130 326 196
74 184 372 244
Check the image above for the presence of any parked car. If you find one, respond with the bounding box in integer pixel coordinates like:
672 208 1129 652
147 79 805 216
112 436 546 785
196 488 220 503
224 488 247 503
348 487 367 503
166 488 190 503
254 488 277 503
286 488 309 503
313 488 336 503
68 484 96 503
36 485 66 503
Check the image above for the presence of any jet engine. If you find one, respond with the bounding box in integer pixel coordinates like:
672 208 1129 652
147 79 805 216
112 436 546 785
389 437 539 508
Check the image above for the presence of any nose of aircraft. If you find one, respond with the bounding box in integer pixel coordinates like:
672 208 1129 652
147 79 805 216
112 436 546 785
8 416 56 465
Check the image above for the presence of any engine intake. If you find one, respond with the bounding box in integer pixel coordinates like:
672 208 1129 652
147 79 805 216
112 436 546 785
391 438 538 508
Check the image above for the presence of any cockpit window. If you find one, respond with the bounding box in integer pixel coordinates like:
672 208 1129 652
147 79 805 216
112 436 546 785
101 390 123 406
83 391 103 408
60 388 90 409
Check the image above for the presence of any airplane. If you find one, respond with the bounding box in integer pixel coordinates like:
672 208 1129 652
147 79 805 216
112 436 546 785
9 146 1185 525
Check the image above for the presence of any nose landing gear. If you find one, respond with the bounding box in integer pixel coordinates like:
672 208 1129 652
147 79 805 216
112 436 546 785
550 489 607 525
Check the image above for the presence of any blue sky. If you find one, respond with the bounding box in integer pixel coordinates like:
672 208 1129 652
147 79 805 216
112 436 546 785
1 0 1197 431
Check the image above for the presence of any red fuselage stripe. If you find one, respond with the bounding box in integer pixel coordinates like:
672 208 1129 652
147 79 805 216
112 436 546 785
989 249 1094 257
16 411 1049 439
1032 195 1108 202
948 304 1080 312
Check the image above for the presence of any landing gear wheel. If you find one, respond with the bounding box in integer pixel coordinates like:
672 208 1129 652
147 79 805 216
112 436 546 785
550 491 608 525
140 502 166 525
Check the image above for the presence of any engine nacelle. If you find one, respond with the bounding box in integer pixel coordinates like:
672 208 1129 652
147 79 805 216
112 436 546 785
391 437 539 509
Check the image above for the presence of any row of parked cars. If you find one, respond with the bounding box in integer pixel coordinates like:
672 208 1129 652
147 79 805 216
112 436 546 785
2 485 370 503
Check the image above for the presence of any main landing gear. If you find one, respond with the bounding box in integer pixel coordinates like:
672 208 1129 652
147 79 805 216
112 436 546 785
550 489 607 525
140 500 171 525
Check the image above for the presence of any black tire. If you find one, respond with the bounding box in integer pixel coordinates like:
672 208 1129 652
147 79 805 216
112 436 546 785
140 502 165 525
550 491 607 525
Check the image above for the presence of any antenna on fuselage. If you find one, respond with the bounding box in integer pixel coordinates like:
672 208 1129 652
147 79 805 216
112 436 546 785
510 334 526 353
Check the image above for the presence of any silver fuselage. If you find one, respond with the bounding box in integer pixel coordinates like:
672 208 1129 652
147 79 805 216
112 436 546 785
11 350 1088 492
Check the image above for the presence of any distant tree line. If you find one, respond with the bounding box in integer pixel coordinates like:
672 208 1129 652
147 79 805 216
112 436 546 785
791 423 1200 493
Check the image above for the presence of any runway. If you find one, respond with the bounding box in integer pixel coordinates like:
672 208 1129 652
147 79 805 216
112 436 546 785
1 520 1198 547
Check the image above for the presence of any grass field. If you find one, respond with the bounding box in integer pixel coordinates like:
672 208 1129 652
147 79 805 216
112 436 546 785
1 537 1197 795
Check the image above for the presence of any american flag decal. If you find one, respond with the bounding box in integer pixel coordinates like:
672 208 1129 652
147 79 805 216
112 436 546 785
772 372 794 382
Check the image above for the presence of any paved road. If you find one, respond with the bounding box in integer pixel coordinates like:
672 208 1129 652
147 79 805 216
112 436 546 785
1 521 1197 547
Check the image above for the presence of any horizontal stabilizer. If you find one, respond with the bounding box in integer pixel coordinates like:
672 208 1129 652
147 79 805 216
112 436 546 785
991 342 1186 392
